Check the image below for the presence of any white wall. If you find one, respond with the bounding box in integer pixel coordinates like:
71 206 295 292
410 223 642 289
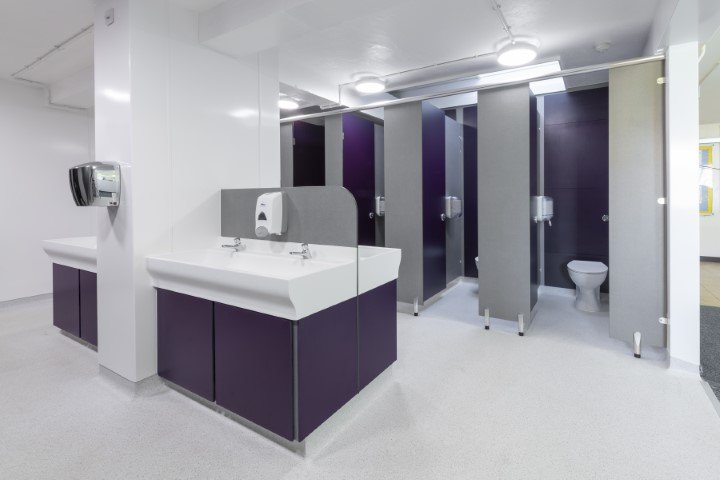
95 0 280 382
0 80 94 302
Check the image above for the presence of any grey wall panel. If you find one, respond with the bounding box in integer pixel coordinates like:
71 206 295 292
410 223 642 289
384 103 424 303
221 186 357 248
280 124 293 187
325 115 343 186
374 124 385 246
445 116 464 283
477 86 532 321
609 61 666 347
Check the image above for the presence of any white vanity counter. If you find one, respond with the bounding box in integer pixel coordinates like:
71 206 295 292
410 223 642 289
42 236 97 273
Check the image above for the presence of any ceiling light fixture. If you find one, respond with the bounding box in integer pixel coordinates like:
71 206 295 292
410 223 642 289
489 0 539 67
354 76 386 94
278 97 299 110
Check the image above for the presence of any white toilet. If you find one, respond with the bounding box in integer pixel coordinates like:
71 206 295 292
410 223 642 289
567 260 608 312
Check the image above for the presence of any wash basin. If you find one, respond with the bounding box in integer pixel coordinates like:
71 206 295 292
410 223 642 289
358 245 401 294
42 236 97 273
146 239 357 320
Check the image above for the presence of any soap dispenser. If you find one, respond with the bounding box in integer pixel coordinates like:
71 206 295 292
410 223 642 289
255 192 287 238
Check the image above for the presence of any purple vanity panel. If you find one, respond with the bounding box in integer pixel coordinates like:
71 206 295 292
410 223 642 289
462 106 479 278
214 302 294 441
544 87 609 291
157 289 215 401
342 113 376 246
297 296 358 441
422 102 447 300
358 280 397 389
52 264 80 337
293 121 326 187
79 270 98 347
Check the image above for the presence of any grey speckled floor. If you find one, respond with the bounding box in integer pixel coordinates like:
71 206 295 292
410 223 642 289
701 305 720 402
2 285 720 480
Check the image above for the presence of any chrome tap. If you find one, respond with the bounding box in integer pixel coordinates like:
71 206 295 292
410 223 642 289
222 237 244 252
289 243 311 259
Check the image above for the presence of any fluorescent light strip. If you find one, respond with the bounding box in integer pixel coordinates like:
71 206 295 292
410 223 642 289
478 60 566 95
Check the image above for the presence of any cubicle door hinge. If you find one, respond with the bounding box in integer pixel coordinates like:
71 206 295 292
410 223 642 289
659 316 668 325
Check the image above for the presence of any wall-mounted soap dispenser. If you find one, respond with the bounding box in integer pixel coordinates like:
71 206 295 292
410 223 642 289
69 162 121 207
255 192 287 238
531 195 553 226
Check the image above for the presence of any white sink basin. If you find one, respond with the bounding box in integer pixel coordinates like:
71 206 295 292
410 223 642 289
146 239 357 321
42 236 97 273
358 245 401 294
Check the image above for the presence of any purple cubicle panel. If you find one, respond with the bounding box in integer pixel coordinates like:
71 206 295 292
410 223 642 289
297 296 358 441
422 102 447 300
342 113 376 246
157 289 215 401
214 302 294 441
293 121 325 187
52 264 80 337
544 87 609 291
79 270 98 346
358 280 397 389
462 106 478 278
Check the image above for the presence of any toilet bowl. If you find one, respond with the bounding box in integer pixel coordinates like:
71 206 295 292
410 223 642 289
567 260 608 312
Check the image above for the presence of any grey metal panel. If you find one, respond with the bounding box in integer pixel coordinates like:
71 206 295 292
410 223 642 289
221 186 357 248
609 61 666 347
384 102 423 303
374 123 385 246
477 86 532 321
445 116 464 283
280 124 293 187
324 115 343 186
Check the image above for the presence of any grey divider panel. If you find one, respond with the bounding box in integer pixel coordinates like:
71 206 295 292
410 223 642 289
221 186 357 247
280 124 293 187
477 86 532 321
609 61 666 347
445 116 464 284
325 115 343 186
384 102 424 304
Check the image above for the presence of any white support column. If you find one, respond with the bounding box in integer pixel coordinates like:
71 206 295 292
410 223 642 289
666 41 700 372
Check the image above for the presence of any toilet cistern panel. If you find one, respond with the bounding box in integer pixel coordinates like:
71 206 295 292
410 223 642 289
255 192 287 238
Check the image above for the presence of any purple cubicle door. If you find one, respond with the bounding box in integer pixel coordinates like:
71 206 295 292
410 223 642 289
297 296 358 441
79 270 98 346
422 102 446 301
214 303 294 441
343 113 376 246
157 289 215 401
52 264 80 337
293 121 325 187
544 87 609 292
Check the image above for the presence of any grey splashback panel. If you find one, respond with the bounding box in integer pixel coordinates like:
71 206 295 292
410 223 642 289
221 186 357 248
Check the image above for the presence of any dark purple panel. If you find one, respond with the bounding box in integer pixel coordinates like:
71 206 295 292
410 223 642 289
343 113 376 246
52 264 80 337
157 289 214 401
293 121 325 187
543 87 609 293
297 296 358 440
462 106 478 278
358 280 397 389
544 87 608 125
214 303 294 440
529 95 539 309
422 102 446 300
79 270 97 347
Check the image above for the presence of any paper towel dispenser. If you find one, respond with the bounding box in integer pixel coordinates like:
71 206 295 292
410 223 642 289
69 162 121 207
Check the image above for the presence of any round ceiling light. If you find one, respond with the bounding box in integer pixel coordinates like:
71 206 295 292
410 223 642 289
496 39 539 67
278 97 299 110
354 77 386 94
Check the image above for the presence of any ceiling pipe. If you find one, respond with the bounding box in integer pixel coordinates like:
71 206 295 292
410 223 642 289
281 53 665 123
